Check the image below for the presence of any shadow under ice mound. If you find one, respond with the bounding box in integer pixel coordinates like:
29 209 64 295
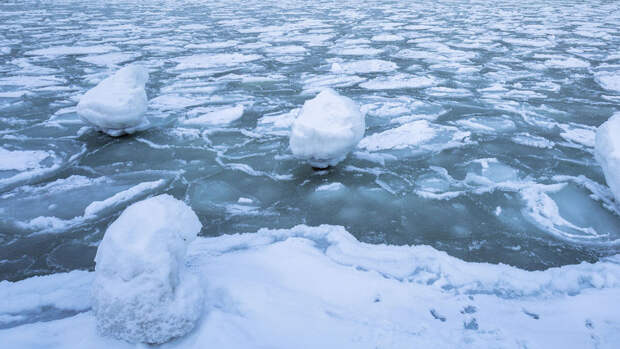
92 194 203 344
77 65 150 137
596 112 620 204
290 89 365 168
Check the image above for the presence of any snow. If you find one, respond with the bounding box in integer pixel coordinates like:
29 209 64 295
25 45 120 57
182 105 244 126
0 148 51 171
370 34 404 42
289 89 365 167
359 120 436 151
92 194 203 344
77 52 140 67
360 74 436 90
316 182 345 192
1 224 620 348
358 120 470 154
595 71 620 92
595 112 620 204
76 65 150 136
331 59 398 74
174 53 263 70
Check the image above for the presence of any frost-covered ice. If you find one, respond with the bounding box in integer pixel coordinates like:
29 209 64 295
1 225 620 348
92 195 203 344
595 112 620 204
290 89 365 167
77 65 149 136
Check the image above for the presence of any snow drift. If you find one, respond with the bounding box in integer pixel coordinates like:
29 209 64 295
92 194 203 344
290 89 365 168
77 65 150 136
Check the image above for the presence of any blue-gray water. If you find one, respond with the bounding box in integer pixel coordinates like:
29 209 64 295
1 0 619 281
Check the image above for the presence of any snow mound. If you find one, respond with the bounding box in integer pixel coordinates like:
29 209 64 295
595 112 620 203
290 89 365 168
77 65 149 136
92 194 203 344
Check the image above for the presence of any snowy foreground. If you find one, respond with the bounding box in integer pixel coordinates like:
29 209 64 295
1 223 620 347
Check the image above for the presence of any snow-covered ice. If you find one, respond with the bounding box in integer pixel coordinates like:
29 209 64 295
290 89 365 167
76 65 150 136
92 194 203 344
595 112 620 204
1 225 620 348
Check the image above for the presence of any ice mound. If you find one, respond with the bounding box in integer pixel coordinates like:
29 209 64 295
595 112 620 203
289 89 365 168
77 65 149 136
92 194 204 344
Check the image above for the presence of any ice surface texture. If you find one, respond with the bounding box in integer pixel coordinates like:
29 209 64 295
77 65 149 136
290 89 365 167
92 194 203 344
596 112 620 204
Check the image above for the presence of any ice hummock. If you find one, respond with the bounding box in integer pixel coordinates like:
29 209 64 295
92 194 203 344
76 65 150 137
595 112 620 204
289 89 365 168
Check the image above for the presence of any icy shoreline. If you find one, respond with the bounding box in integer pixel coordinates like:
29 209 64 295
1 224 619 348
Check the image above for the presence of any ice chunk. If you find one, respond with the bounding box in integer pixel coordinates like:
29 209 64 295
595 112 620 203
77 65 149 136
92 195 203 344
289 89 365 168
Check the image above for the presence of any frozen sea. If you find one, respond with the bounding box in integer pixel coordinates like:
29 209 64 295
1 0 620 346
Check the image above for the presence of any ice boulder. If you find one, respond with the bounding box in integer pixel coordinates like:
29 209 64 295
595 112 620 203
92 194 204 344
77 65 149 136
289 89 365 168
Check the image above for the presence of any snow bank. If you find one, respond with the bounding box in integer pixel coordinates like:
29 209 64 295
92 194 203 344
77 65 149 136
1 224 620 348
290 89 365 167
595 112 620 203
